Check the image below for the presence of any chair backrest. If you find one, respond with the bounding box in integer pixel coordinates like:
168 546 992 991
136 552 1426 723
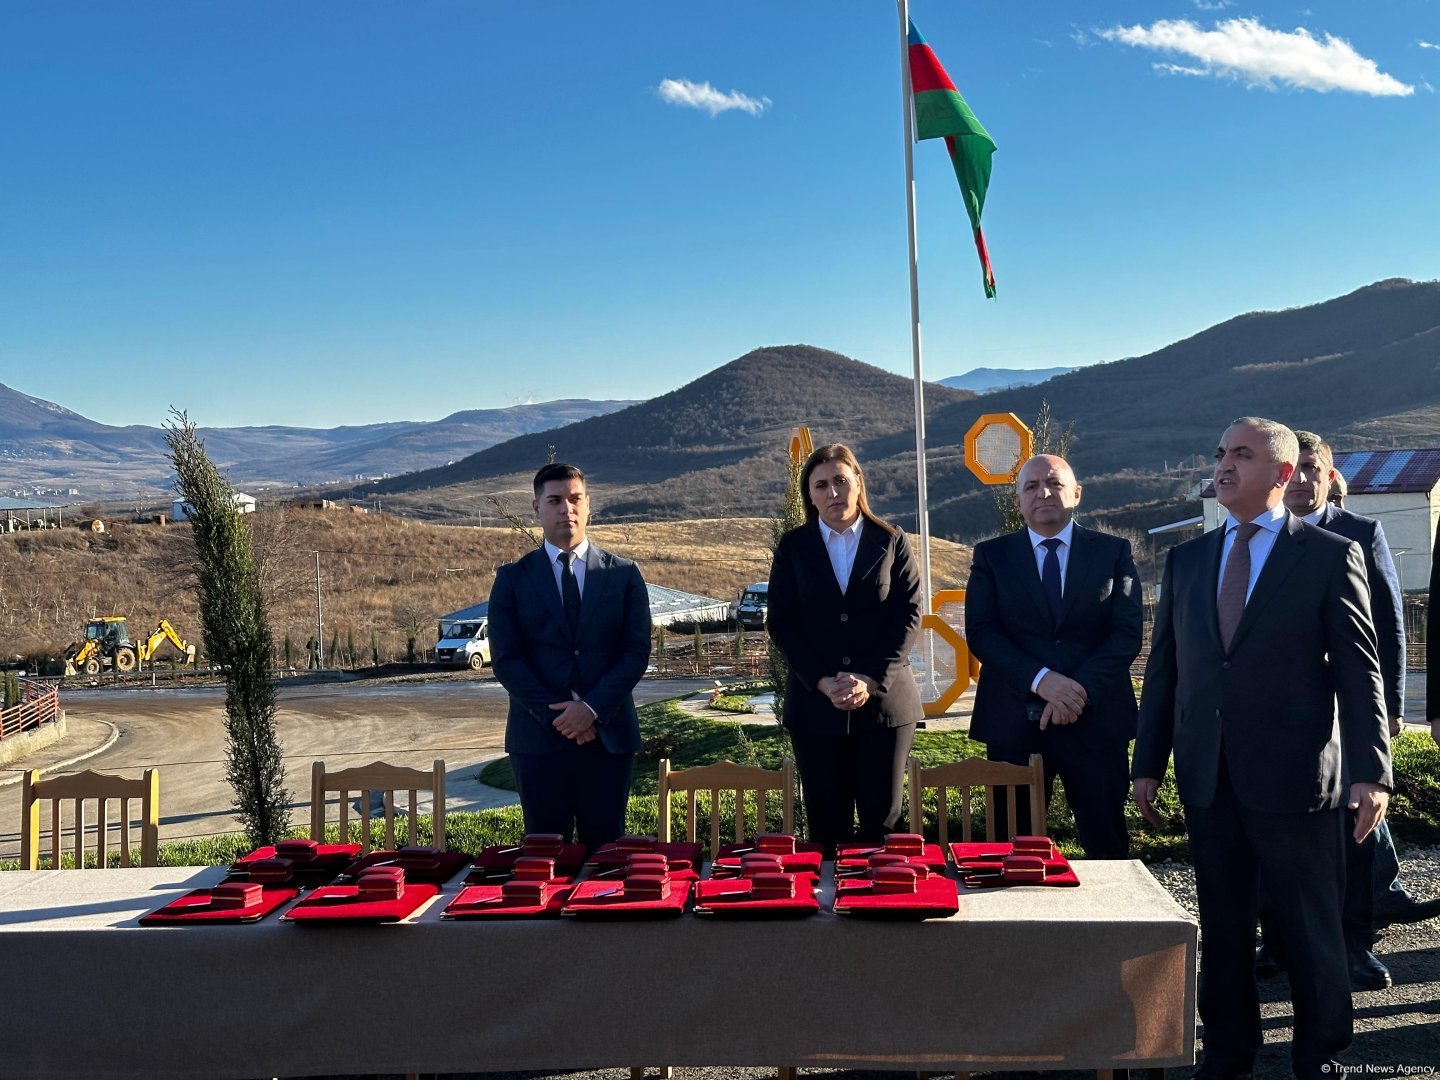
907 753 1046 846
20 768 160 870
657 758 794 853
310 759 446 853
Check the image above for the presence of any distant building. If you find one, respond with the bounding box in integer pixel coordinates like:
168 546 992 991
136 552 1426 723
0 497 66 531
1200 447 1440 590
172 492 257 522
291 498 338 511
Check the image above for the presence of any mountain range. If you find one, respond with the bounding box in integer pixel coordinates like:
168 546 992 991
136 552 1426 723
349 278 1440 538
938 366 1077 393
0 387 634 496
5 278 1438 539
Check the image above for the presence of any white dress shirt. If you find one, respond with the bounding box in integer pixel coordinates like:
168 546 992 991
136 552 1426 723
818 517 863 593
544 538 590 598
1028 521 1076 693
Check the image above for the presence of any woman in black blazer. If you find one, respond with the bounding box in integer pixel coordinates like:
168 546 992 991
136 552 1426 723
766 443 924 851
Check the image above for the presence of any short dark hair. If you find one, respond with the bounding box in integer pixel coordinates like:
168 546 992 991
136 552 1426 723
532 462 585 496
1292 430 1335 473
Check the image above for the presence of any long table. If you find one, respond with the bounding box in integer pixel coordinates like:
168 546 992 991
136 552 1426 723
0 860 1195 1079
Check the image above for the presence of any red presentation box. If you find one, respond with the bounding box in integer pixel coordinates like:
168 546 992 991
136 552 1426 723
141 885 301 925
693 874 819 918
340 847 473 886
948 841 1080 888
282 882 440 924
442 881 578 919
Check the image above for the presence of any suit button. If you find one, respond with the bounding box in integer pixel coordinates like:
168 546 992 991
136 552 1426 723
840 613 849 622
574 650 580 657
1222 661 1231 669
842 656 851 665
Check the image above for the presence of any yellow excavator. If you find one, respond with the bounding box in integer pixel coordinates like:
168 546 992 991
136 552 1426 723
64 617 197 676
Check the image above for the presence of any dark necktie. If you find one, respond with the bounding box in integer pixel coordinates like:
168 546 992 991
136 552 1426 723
1040 538 1063 623
1217 521 1260 651
559 550 581 633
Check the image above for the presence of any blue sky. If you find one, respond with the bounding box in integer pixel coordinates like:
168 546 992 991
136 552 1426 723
3 1 1437 429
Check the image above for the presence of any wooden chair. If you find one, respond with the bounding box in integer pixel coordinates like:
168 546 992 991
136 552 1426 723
910 755 1044 1080
640 758 796 1080
20 768 159 870
310 759 446 853
908 752 1046 847
657 757 795 851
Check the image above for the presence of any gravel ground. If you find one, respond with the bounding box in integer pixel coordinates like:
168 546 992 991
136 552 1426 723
296 851 1440 1080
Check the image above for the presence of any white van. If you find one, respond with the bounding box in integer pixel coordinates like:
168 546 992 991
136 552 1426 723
735 582 769 629
435 603 490 669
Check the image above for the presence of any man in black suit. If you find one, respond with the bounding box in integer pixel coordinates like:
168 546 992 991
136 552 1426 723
1134 417 1392 1080
964 454 1143 858
488 463 652 850
1251 430 1432 989
1431 514 1440 748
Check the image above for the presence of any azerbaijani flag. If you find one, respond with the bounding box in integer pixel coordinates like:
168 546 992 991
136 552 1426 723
908 20 996 298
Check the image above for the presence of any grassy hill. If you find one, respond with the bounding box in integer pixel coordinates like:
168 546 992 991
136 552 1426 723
351 280 1440 540
355 344 975 520
0 510 972 664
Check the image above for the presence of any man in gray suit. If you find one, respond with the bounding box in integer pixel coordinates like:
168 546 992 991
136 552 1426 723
489 463 652 850
1134 417 1392 1080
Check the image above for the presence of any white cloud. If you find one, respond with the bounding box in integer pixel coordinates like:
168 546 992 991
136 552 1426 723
1097 17 1414 96
1191 0 1234 10
655 78 770 117
1419 40 1440 50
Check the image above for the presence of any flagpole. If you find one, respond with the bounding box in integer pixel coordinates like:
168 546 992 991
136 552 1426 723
898 0 934 625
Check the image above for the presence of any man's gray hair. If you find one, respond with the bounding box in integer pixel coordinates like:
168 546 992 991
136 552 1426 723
1230 416 1299 466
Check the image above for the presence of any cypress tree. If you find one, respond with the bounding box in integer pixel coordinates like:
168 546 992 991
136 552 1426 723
165 411 291 844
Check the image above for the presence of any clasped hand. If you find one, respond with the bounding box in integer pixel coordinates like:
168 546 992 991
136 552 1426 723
1035 671 1087 729
549 699 597 744
818 672 877 711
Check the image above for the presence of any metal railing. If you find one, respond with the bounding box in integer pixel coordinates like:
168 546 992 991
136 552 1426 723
0 680 61 742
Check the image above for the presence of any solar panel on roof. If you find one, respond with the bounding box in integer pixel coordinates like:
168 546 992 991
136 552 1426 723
1336 451 1372 482
1368 451 1411 488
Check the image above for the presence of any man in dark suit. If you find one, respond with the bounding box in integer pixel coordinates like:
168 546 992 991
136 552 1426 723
488 463 651 850
1431 514 1440 749
964 454 1143 859
1252 430 1435 988
1134 417 1392 1080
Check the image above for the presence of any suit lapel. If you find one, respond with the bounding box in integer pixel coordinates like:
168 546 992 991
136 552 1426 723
801 521 844 600
1227 514 1305 654
527 547 568 631
1196 527 1226 654
1056 526 1093 627
998 530 1052 626
576 544 615 638
848 521 889 593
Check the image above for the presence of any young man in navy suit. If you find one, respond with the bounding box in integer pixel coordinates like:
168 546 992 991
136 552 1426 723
488 463 652 850
965 454 1143 859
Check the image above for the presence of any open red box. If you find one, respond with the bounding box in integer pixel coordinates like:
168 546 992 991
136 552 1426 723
442 882 577 919
693 875 819 918
141 885 300 926
833 875 959 919
948 842 1080 888
836 838 947 873
562 878 692 919
282 882 440 924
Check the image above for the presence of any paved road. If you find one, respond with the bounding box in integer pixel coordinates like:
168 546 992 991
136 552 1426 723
0 675 720 860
